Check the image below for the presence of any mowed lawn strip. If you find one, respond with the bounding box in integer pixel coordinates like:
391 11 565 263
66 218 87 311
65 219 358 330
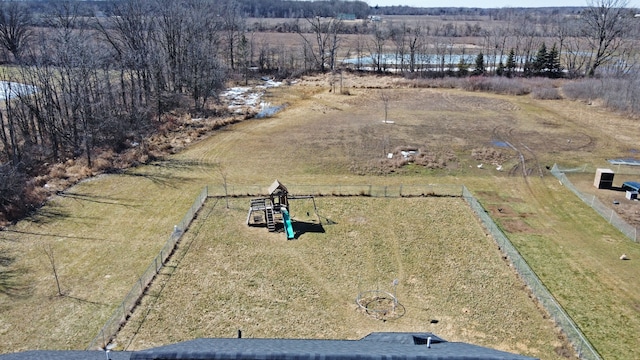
476 176 640 360
115 196 569 360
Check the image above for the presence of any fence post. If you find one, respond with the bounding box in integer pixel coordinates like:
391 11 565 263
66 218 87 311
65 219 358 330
99 329 105 350
120 302 126 322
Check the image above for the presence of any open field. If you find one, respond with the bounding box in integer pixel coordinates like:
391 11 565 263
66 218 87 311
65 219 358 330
2 73 640 359
113 196 569 359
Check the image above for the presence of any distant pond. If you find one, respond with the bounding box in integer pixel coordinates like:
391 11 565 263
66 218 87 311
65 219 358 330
0 81 37 100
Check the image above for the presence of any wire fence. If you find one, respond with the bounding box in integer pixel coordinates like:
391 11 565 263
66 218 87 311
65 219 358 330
208 183 465 198
550 164 638 242
87 186 209 351
88 182 599 359
552 163 640 176
462 186 601 360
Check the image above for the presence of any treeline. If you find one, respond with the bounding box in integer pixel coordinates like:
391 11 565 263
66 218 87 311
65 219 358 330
13 0 591 21
6 0 374 20
371 6 586 18
237 0 371 19
0 0 236 222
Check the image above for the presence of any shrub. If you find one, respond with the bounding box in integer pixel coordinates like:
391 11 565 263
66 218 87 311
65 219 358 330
402 77 461 89
0 165 44 223
562 78 640 117
48 164 67 179
66 164 93 182
561 79 600 101
531 87 562 100
462 77 531 95
92 157 113 172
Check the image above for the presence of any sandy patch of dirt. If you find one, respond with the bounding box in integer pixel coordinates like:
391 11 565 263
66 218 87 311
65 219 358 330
488 204 535 234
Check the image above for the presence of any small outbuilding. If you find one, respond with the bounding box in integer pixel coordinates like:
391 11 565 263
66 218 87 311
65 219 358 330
594 168 615 189
622 181 640 192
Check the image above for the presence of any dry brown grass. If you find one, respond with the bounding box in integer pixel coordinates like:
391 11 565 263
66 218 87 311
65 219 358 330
114 197 571 360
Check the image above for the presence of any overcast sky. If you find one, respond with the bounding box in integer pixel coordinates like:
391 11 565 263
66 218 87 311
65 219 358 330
362 0 637 8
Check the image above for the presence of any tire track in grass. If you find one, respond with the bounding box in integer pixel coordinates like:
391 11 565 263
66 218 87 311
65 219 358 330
181 104 315 187
493 126 540 195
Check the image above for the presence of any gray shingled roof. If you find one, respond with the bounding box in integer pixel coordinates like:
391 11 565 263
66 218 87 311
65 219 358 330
131 332 537 360
0 333 538 360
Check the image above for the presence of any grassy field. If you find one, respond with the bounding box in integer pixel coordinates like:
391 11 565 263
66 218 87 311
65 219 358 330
114 196 568 359
2 73 640 359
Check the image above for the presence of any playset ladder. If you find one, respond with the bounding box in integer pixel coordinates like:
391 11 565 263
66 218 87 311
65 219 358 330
266 207 276 232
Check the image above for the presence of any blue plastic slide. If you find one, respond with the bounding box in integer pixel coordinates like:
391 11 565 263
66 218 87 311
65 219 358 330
281 208 294 239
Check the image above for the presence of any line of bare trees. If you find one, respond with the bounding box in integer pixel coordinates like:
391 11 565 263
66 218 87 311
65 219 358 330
258 0 636 81
0 0 242 222
334 0 636 78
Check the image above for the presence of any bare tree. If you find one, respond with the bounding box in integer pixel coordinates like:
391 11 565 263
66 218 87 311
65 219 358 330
154 0 187 93
219 0 245 71
0 97 18 165
238 33 251 85
484 27 509 75
519 23 538 74
380 90 390 123
0 163 26 221
581 0 633 77
550 13 572 69
95 0 156 107
407 24 423 73
43 243 62 296
182 0 226 110
369 24 388 73
42 0 85 43
217 162 229 209
433 38 447 74
298 16 343 72
601 43 638 77
390 22 408 73
563 36 591 77
327 19 342 71
0 0 32 62
350 33 367 71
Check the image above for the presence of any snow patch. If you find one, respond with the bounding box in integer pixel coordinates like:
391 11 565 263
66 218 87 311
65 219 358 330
220 80 283 115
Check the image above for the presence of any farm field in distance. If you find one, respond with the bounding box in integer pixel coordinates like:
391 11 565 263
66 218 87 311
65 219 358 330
1 72 640 360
